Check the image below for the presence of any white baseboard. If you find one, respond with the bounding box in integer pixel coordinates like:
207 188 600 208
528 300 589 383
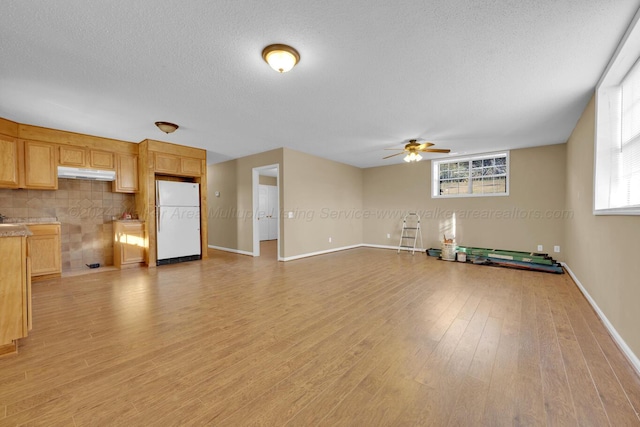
562 262 640 376
207 245 253 256
362 243 426 252
281 244 364 261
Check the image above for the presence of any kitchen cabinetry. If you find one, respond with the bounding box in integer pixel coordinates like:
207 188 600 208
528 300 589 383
113 153 138 193
114 220 145 268
59 145 87 167
0 227 31 355
27 224 62 280
23 140 57 190
0 139 57 190
154 152 202 176
90 150 114 169
0 135 19 188
59 146 114 169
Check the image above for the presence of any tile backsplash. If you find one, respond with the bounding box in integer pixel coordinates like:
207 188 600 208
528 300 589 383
0 179 135 271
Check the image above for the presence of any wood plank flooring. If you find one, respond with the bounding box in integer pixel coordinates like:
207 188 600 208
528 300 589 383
1 244 639 426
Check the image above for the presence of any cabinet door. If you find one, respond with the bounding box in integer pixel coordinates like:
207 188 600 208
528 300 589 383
114 222 145 267
122 229 145 263
180 158 202 176
113 154 138 193
0 236 27 345
23 141 57 189
0 135 19 188
90 150 114 169
27 225 62 277
59 146 87 167
154 153 180 174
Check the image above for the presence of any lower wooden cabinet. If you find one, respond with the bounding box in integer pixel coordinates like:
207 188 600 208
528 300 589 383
0 234 31 353
114 220 145 268
27 224 62 280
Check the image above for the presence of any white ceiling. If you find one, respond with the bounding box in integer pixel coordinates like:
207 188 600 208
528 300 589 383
1 1 639 168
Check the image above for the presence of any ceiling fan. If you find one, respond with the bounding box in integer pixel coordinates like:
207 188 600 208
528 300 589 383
383 139 451 162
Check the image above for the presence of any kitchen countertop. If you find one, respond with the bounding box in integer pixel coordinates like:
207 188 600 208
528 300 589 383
0 224 33 237
1 217 60 225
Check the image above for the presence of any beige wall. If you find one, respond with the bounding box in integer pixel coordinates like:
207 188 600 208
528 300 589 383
565 95 640 357
207 149 283 256
208 147 363 259
282 148 363 258
363 144 567 257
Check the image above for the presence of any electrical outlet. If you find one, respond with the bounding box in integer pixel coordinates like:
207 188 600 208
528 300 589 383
329 237 332 243
386 233 391 239
554 246 560 253
537 245 543 251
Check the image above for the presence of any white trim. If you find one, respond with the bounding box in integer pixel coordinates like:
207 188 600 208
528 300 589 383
208 245 253 257
562 262 640 376
252 164 281 258
431 151 510 199
362 243 426 252
281 244 364 261
594 7 640 215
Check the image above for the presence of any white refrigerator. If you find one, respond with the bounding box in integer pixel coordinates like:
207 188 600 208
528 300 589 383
156 180 201 264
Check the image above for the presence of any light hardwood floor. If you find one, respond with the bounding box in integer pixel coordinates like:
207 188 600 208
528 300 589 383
1 245 640 426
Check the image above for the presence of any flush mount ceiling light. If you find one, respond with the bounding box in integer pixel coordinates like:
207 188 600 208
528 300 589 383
262 44 300 73
155 121 179 134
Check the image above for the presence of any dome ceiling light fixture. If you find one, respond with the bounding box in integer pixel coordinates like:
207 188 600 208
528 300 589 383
155 121 179 134
262 44 300 73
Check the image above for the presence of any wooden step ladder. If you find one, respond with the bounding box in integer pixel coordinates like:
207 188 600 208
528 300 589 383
398 212 423 255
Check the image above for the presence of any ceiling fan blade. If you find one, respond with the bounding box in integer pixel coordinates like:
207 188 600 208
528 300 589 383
417 143 434 150
384 148 405 151
421 148 451 153
383 152 405 159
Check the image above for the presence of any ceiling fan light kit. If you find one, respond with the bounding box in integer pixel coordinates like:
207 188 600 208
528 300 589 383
404 152 422 162
262 44 300 73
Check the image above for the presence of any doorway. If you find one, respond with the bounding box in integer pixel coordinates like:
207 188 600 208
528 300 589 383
252 164 280 260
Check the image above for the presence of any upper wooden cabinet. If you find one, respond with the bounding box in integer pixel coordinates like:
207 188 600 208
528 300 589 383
59 145 86 167
90 150 114 169
59 146 114 170
0 138 57 190
23 140 57 190
0 135 19 188
180 157 202 176
113 153 138 193
154 152 202 176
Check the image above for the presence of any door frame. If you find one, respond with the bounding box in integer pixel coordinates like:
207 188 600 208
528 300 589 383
252 164 281 260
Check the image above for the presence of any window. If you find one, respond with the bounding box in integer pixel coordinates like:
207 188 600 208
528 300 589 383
595 9 640 215
432 152 509 198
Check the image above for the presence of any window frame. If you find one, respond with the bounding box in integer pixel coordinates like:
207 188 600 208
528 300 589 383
431 151 510 199
594 7 640 215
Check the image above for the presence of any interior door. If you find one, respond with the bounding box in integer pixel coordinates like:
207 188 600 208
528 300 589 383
258 184 278 241
267 185 278 240
258 185 269 241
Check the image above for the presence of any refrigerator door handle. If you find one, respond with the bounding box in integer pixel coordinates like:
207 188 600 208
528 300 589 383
157 206 160 233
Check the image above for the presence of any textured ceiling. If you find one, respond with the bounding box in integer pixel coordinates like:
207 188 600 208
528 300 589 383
1 1 639 167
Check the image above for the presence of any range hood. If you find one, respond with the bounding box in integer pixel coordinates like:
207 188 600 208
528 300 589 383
57 166 116 181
